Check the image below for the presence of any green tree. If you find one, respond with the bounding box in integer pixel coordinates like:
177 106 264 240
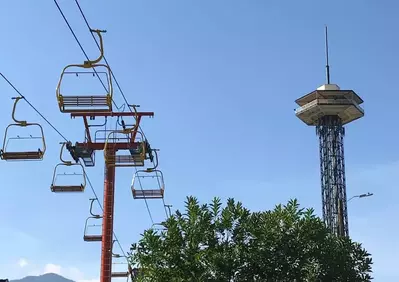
129 197 372 281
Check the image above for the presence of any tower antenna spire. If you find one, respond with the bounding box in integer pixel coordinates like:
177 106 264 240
325 25 331 84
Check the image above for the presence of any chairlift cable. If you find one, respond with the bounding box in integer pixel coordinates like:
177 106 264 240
113 116 155 225
1 72 130 261
0 73 69 142
53 0 121 111
70 0 167 221
54 1 169 271
73 0 149 141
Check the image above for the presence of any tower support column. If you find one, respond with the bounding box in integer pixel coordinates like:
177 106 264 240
100 149 116 282
316 115 348 236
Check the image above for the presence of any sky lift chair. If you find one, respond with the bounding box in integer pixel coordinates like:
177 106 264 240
111 240 134 280
50 142 86 192
131 147 164 199
83 198 103 242
0 97 46 161
56 29 113 113
104 128 146 167
131 169 165 200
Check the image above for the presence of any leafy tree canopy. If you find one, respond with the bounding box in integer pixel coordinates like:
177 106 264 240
129 197 372 281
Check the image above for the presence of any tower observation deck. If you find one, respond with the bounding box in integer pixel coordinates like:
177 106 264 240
295 83 364 237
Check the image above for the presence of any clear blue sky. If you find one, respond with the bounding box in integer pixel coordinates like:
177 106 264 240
1 0 398 281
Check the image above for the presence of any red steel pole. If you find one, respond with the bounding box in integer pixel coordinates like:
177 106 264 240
100 149 116 282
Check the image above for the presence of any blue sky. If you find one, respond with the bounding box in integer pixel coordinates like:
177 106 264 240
1 0 398 281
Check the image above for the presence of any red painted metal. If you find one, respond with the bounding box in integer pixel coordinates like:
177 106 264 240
131 116 142 141
69 110 152 282
100 149 115 282
76 142 140 151
83 116 92 143
74 111 152 146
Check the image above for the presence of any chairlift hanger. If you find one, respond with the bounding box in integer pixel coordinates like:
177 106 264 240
146 147 159 170
112 240 124 258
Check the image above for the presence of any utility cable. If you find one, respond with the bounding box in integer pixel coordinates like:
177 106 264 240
54 0 153 227
73 0 149 142
70 0 168 221
85 173 127 258
73 0 170 221
55 0 169 235
162 198 169 218
133 165 155 223
53 0 122 111
0 72 128 260
0 73 69 142
113 116 155 225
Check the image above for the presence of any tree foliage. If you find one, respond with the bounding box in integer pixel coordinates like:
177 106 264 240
129 197 372 281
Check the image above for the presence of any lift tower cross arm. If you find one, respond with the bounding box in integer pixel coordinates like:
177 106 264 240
65 109 154 282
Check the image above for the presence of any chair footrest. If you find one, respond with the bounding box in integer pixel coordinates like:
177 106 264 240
51 185 84 192
60 95 110 106
133 189 164 199
58 95 112 112
1 151 43 160
105 155 145 166
83 235 102 242
111 272 129 278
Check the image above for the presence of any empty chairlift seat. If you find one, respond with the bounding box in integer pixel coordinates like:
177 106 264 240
83 218 102 242
131 169 165 199
83 199 102 242
111 243 133 279
111 272 130 278
0 97 46 161
83 217 103 242
50 142 86 192
56 29 113 113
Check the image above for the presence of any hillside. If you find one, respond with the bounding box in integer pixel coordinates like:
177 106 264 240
10 273 74 282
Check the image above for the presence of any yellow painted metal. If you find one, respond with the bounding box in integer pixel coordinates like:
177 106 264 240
56 29 113 113
0 97 46 160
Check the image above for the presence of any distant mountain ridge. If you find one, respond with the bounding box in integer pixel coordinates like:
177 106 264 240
10 273 74 282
